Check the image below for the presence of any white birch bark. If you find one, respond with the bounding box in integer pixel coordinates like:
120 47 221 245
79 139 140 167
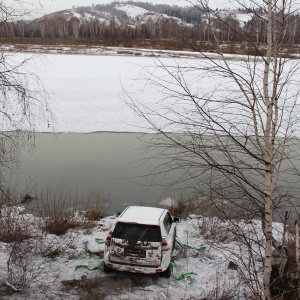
296 221 300 297
262 1 274 298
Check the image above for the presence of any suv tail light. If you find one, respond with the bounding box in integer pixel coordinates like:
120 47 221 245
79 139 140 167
105 231 113 246
162 239 170 251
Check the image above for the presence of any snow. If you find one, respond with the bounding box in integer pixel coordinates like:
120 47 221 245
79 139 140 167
236 12 254 26
0 48 214 133
117 206 165 225
214 10 254 27
1 45 298 137
71 12 81 19
83 12 94 20
115 4 150 19
114 3 188 26
0 205 285 299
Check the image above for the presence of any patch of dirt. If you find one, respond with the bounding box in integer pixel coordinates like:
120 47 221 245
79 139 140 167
0 283 17 297
0 272 161 299
61 271 160 299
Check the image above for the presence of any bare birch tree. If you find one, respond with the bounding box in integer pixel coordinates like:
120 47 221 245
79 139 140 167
126 0 300 299
0 0 51 194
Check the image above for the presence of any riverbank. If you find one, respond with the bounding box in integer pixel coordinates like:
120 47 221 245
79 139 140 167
0 43 208 59
0 204 285 299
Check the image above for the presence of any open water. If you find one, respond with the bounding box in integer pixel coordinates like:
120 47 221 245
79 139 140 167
5 132 184 216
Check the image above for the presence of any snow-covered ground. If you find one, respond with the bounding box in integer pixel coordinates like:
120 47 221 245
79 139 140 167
0 205 285 299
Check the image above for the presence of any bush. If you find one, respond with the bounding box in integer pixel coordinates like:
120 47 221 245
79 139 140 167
168 198 186 217
81 190 109 221
197 217 234 243
37 185 84 235
42 214 81 235
37 185 110 234
0 206 32 243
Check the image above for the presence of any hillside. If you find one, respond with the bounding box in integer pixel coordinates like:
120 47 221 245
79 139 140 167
0 1 299 55
38 1 252 30
3 1 257 40
44 2 189 27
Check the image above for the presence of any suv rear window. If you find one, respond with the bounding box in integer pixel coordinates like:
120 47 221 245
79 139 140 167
112 222 162 242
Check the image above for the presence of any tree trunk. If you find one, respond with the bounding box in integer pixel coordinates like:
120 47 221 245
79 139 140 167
296 221 300 298
263 1 274 299
264 195 273 300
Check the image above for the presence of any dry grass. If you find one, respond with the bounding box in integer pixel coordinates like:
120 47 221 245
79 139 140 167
168 198 187 217
0 37 190 51
0 206 32 243
197 217 234 243
2 37 298 60
36 185 85 235
203 283 241 300
81 190 109 221
0 187 14 208
61 275 132 300
0 183 107 250
0 196 77 294
36 186 110 234
42 215 81 235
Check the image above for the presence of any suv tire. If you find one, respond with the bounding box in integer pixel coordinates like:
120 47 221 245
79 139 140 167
173 229 177 249
103 263 112 273
161 266 171 279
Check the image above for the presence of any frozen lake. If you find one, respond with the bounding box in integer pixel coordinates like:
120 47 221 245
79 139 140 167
29 53 166 133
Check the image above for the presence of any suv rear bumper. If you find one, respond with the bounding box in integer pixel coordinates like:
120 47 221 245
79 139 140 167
104 252 169 274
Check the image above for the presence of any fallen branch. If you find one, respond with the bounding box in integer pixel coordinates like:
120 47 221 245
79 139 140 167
4 281 22 292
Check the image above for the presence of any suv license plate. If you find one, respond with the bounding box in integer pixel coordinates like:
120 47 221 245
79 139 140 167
124 248 146 258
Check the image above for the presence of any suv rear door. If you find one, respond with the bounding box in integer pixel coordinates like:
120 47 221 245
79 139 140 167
163 212 176 249
109 222 162 267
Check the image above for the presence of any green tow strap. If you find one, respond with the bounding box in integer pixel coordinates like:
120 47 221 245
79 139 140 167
171 237 207 285
170 261 197 285
95 238 105 244
71 238 105 271
175 238 208 252
69 253 103 260
71 237 205 277
75 261 104 271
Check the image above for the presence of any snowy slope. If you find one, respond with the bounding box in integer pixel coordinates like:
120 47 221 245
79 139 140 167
115 3 149 19
115 3 186 26
215 10 254 27
39 2 189 27
0 205 286 299
235 12 254 26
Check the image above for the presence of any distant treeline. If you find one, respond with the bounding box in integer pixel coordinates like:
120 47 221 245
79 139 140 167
1 2 300 45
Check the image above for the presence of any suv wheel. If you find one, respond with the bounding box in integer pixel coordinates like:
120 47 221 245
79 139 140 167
161 266 171 279
103 263 112 273
173 230 177 249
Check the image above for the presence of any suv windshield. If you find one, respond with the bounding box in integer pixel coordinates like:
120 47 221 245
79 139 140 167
112 222 162 242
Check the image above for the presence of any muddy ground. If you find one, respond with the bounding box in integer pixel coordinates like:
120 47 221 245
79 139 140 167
0 271 165 300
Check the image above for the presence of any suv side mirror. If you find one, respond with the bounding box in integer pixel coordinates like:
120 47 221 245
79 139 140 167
173 217 180 223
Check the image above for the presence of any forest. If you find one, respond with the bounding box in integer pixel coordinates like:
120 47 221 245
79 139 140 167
0 1 299 53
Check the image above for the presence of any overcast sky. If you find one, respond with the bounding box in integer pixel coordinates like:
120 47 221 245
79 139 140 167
31 0 232 18
38 0 190 16
4 0 238 19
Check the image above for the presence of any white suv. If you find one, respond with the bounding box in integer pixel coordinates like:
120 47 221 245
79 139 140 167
103 206 179 278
